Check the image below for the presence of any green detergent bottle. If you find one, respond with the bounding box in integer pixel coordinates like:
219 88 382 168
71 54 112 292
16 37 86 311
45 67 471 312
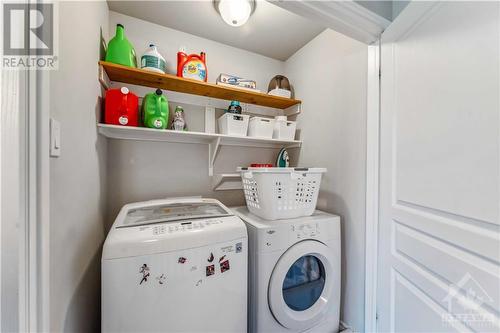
142 89 169 129
105 24 137 68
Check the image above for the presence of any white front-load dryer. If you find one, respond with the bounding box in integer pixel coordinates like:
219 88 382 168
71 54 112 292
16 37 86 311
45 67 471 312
232 207 341 333
102 198 247 333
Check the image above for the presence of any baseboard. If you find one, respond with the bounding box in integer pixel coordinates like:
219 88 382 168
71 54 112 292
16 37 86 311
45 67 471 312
339 321 356 333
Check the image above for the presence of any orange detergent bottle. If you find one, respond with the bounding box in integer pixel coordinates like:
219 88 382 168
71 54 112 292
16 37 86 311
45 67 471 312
177 47 207 82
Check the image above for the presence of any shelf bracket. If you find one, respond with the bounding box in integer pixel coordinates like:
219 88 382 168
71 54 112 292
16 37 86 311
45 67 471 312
208 137 221 176
284 103 301 117
212 173 242 191
286 142 302 149
98 63 110 90
205 106 216 134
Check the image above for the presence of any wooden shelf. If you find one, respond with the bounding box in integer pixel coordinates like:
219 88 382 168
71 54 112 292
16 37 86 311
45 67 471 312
99 61 301 109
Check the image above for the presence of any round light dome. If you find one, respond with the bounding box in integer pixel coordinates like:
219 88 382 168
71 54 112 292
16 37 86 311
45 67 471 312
216 0 254 27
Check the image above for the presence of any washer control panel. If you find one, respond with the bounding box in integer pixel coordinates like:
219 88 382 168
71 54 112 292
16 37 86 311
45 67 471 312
152 219 224 235
291 222 320 240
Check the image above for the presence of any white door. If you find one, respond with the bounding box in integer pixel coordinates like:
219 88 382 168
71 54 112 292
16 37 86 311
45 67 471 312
377 2 500 332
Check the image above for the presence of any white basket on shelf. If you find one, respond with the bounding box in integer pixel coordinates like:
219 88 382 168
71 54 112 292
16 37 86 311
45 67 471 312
273 116 297 140
238 167 326 220
218 113 250 136
248 117 275 139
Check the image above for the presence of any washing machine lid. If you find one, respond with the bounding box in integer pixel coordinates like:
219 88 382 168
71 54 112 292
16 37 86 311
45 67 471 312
103 198 247 260
117 197 231 228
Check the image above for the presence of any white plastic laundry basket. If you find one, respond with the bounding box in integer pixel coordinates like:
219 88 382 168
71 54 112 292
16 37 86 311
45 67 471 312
238 167 326 220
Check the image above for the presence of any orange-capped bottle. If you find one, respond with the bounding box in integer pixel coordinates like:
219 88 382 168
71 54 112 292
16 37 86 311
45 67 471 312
177 47 207 82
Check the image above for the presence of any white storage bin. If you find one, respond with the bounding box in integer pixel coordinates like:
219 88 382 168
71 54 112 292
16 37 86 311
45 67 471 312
239 167 326 220
273 116 297 140
248 117 275 139
218 113 250 137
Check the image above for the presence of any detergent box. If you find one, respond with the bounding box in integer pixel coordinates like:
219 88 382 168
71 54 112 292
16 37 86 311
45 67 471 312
217 73 256 90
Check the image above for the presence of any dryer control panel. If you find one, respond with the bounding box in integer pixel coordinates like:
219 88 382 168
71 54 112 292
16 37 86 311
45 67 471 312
256 221 323 252
291 222 320 240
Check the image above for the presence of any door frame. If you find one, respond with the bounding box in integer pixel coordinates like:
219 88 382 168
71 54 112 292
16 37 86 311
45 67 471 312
30 0 52 330
0 65 48 331
363 2 445 332
364 40 380 333
0 2 50 328
35 68 51 333
14 13 51 333
24 58 51 332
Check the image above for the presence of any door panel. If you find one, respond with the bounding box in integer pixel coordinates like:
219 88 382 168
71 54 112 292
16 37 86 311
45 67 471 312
377 2 500 332
393 272 471 333
393 2 498 223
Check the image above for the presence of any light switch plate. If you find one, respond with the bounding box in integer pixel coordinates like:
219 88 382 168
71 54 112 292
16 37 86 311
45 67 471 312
50 118 61 157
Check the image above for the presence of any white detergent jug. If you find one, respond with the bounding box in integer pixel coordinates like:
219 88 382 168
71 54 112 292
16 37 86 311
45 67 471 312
141 44 166 74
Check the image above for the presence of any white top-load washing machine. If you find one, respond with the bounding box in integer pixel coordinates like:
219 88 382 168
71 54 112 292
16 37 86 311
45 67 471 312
232 207 340 333
102 197 247 333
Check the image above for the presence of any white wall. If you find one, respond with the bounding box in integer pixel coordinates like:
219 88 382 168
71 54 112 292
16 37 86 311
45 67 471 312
109 11 284 91
105 12 288 223
285 29 368 332
392 1 410 20
49 1 109 331
355 1 393 21
355 1 411 21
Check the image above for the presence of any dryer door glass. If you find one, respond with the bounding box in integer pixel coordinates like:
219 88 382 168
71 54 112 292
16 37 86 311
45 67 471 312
268 240 336 331
282 255 325 311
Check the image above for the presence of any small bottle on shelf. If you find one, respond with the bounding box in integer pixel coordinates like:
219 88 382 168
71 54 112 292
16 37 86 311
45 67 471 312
171 106 187 131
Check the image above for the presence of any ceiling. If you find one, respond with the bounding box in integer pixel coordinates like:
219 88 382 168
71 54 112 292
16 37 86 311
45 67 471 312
106 0 325 61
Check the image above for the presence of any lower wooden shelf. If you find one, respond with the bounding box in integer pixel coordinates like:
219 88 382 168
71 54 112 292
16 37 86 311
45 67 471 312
98 124 301 177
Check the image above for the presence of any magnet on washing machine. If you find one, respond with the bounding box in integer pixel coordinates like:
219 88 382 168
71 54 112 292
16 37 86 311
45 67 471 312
206 264 215 276
139 264 150 285
220 260 230 273
156 274 166 285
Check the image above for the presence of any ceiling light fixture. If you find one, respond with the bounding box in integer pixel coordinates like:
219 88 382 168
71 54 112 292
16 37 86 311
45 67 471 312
214 0 256 27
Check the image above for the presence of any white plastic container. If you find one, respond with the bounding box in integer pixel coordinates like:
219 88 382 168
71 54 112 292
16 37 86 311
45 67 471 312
218 113 250 137
248 117 275 139
239 167 326 220
268 88 291 98
141 44 166 74
273 116 297 140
